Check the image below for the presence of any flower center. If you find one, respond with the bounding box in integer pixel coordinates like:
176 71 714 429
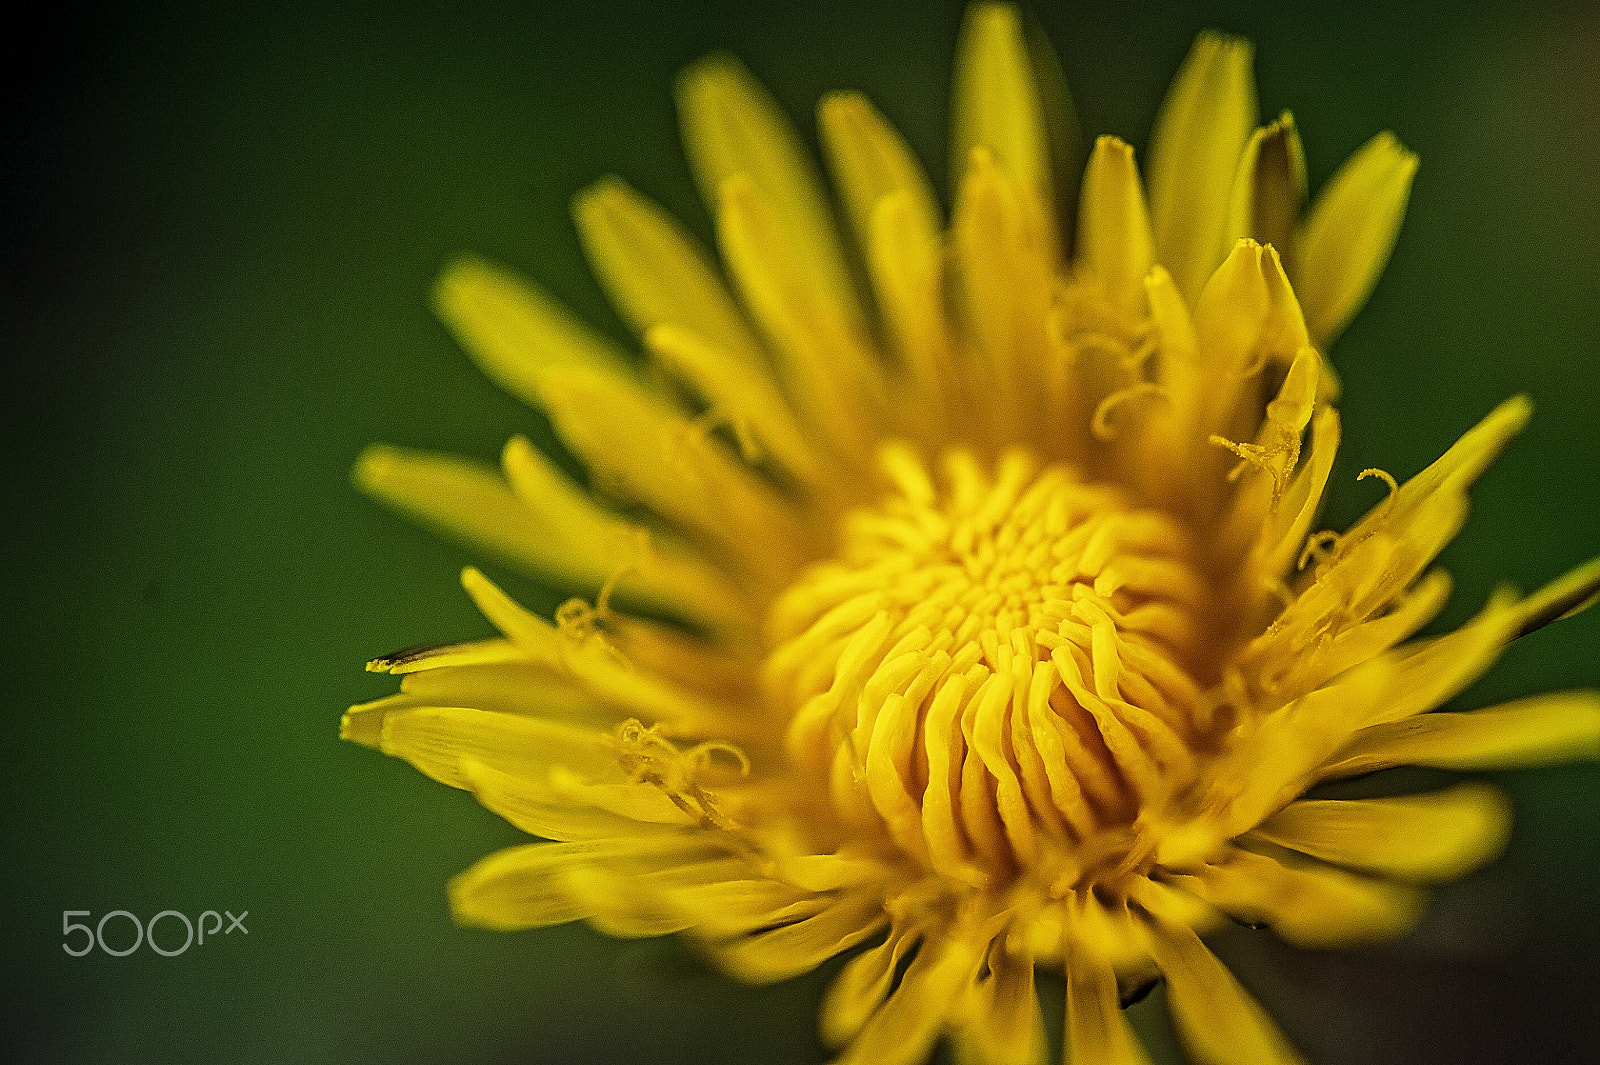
765 445 1216 889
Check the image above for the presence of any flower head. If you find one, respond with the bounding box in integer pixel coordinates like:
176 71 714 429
345 5 1600 1063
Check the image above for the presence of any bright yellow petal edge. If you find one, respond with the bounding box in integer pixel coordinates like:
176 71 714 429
344 5 1600 1064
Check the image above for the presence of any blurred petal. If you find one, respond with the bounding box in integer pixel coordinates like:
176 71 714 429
1297 131 1418 347
1249 782 1512 883
1146 32 1257 304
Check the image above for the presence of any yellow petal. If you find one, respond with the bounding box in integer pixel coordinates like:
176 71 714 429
359 636 525 678
1064 944 1154 1065
868 190 956 440
561 862 696 938
460 756 692 841
1167 846 1426 950
1199 651 1397 845
457 566 562 654
953 146 1056 433
1254 404 1340 585
353 443 558 580
709 891 887 984
375 704 613 791
1141 908 1305 1065
1304 398 1530 631
1224 112 1307 267
716 175 881 465
818 90 941 268
501 435 748 627
821 933 909 1048
833 935 983 1065
535 363 808 583
1321 691 1600 779
677 53 862 326
355 660 600 721
658 877 828 941
1076 136 1155 322
355 438 744 637
431 255 632 409
642 323 825 488
1296 131 1418 347
1146 32 1257 304
958 943 1047 1065
1350 591 1525 730
572 175 764 364
1511 554 1600 638
1191 239 1270 380
1249 782 1512 883
459 567 740 731
449 836 720 931
951 2 1056 246
1275 567 1450 699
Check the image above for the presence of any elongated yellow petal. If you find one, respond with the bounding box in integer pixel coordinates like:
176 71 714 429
1511 554 1600 638
1146 32 1257 304
834 935 983 1065
1141 907 1305 1065
819 90 941 268
535 363 809 582
951 2 1056 246
358 444 742 626
457 565 563 654
1297 131 1418 347
643 324 824 487
658 878 829 941
449 843 598 930
460 756 693 841
432 255 632 409
1253 404 1340 586
501 435 749 626
572 175 764 364
1076 136 1155 322
821 933 908 1048
360 636 525 678
353 661 599 722
868 190 955 441
1278 399 1532 656
1224 112 1307 267
354 443 552 576
1064 945 1155 1065
953 146 1055 432
677 53 862 326
459 567 746 734
959 943 1047 1065
709 891 887 984
1250 782 1511 882
1321 692 1600 779
717 175 881 466
449 836 724 931
375 704 613 791
1196 652 1397 846
1167 846 1426 950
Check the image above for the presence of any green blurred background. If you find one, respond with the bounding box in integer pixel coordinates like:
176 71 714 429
5 0 1598 1062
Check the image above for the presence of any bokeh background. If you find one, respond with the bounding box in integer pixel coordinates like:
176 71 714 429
5 0 1599 1062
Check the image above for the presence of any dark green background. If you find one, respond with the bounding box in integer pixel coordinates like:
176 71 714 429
5 1 1598 1062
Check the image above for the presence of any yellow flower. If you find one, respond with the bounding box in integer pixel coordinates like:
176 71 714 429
345 5 1600 1063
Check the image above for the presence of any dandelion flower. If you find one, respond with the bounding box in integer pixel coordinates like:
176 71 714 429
345 5 1600 1063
